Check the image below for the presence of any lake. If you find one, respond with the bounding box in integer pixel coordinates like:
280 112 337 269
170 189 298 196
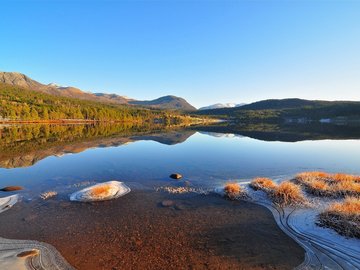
1 123 360 269
1 123 360 195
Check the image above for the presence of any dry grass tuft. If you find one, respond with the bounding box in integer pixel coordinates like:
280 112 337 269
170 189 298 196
295 171 360 198
250 178 306 206
224 182 245 200
318 196 360 238
89 185 112 197
332 173 360 183
250 178 277 191
327 196 360 216
272 182 306 206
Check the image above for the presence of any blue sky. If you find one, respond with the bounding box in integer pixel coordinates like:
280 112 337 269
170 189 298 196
1 1 359 108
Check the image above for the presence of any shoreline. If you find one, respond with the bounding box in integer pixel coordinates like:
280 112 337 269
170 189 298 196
0 118 219 125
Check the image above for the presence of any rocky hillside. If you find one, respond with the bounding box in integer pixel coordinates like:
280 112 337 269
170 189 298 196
0 72 196 111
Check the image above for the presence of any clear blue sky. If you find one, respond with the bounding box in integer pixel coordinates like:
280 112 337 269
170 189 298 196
1 1 359 108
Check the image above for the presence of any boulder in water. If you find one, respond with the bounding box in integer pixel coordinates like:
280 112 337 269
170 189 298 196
170 173 182 180
70 181 130 202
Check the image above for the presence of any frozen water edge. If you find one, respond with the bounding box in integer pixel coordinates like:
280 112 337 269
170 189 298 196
241 186 360 270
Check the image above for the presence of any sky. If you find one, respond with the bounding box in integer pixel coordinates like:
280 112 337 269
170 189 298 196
1 1 359 108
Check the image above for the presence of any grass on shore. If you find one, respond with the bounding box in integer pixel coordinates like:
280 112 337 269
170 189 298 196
223 182 246 200
295 172 360 197
250 178 306 206
318 196 360 238
249 178 277 191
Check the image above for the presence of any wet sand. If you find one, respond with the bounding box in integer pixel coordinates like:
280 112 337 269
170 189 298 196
0 191 304 269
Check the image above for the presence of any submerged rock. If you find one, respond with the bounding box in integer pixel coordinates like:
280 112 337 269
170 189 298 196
70 181 130 202
170 173 182 180
0 186 23 192
161 200 175 207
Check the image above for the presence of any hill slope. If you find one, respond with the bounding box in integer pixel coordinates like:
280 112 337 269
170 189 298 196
0 83 191 123
196 98 360 122
0 72 196 111
129 95 196 110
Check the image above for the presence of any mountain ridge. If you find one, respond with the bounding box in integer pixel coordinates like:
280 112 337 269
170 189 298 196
0 71 196 111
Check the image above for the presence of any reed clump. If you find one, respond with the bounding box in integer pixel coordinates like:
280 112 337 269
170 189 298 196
318 196 360 238
250 178 306 206
250 178 277 191
295 171 360 198
272 182 306 206
224 182 246 200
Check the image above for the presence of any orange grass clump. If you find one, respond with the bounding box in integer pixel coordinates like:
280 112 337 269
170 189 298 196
89 185 112 197
318 197 360 238
328 196 360 215
332 173 360 183
272 182 306 206
224 182 244 200
250 178 277 191
295 171 360 197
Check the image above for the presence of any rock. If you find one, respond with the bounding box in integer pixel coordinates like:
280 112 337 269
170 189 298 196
17 249 39 258
0 186 23 192
70 181 130 202
170 173 182 180
161 200 175 207
174 204 186 210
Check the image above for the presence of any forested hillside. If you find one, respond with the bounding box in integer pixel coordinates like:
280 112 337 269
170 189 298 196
195 98 360 122
0 83 190 123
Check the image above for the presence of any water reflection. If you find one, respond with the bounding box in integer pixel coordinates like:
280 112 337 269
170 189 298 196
0 123 360 194
0 123 195 168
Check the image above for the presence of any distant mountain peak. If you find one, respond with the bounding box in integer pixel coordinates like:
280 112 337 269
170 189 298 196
199 103 246 110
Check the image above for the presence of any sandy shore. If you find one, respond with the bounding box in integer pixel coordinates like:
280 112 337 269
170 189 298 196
0 190 304 269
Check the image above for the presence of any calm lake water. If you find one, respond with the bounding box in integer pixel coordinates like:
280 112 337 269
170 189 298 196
1 123 360 197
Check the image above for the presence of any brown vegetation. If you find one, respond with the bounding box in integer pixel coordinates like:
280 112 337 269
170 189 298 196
224 182 245 200
272 182 306 206
318 196 360 238
250 178 305 206
295 171 360 197
249 178 277 191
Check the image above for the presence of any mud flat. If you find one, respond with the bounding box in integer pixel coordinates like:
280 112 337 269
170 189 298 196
0 190 304 270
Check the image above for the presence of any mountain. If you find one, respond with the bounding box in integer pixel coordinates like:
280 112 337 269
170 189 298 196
199 103 246 110
130 95 196 111
0 71 195 111
195 98 360 122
